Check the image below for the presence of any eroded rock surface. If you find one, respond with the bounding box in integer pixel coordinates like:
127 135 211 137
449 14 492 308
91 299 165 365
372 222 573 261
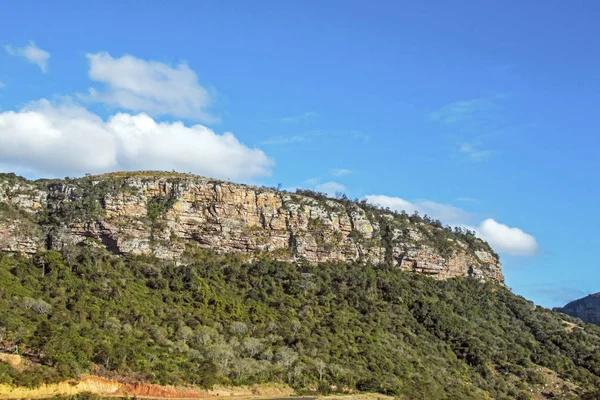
0 172 503 283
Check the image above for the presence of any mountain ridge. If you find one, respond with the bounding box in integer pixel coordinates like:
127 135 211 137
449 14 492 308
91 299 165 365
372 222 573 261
0 171 503 283
555 293 600 325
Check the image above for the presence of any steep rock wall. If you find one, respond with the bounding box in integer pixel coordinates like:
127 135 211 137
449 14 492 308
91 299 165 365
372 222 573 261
0 172 503 283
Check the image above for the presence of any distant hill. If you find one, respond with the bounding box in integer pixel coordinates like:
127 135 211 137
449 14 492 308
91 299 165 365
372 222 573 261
555 293 600 325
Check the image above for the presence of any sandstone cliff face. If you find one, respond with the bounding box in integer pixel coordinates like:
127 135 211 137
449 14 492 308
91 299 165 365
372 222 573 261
0 172 503 283
555 293 600 325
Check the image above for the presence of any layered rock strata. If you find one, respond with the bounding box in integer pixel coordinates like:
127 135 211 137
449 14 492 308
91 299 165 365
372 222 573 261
0 172 503 283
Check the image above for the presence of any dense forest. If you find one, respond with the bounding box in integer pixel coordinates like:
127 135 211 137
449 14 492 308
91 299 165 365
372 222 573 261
1 246 600 399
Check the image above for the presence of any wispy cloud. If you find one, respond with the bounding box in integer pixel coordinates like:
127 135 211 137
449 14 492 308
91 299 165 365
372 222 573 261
261 135 306 145
315 181 346 197
430 93 509 162
529 284 588 306
261 129 369 146
535 285 589 306
280 111 318 124
459 143 492 161
365 194 539 257
348 130 370 143
429 93 506 125
365 194 471 227
4 41 50 73
0 82 4 89
455 196 480 204
331 168 353 177
283 178 347 198
304 177 320 185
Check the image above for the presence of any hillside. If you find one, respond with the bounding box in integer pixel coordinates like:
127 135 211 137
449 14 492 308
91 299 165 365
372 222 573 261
1 172 600 399
0 171 502 282
1 247 600 399
555 293 600 325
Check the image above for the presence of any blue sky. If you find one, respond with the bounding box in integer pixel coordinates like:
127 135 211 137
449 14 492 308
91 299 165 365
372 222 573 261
1 1 598 308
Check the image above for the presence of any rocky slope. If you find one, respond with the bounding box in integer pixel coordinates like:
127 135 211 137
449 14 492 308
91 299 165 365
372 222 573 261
555 293 600 325
0 171 503 282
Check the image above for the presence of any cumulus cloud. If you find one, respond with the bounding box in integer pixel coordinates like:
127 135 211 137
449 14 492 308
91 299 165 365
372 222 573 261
365 194 538 256
85 52 216 123
4 41 50 73
0 99 273 180
315 181 346 197
471 219 539 256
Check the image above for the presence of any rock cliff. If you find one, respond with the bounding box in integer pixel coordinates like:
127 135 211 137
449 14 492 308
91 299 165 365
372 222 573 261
0 171 503 282
555 293 600 325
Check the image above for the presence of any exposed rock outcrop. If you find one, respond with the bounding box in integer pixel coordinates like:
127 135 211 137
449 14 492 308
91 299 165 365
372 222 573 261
555 293 600 325
0 375 293 399
0 172 503 283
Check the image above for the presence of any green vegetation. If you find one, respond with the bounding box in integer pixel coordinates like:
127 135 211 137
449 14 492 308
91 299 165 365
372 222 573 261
0 173 28 187
39 177 136 226
293 189 497 261
146 195 177 224
0 172 596 398
1 247 599 399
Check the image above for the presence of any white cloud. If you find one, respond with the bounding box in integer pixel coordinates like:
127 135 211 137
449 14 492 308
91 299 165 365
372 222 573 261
85 52 216 123
5 41 50 73
315 181 346 197
0 82 4 88
471 219 539 256
365 194 538 256
0 99 273 180
331 168 352 177
364 194 470 226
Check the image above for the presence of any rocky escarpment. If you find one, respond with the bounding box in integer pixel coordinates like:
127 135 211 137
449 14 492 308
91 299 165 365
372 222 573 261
555 293 600 325
0 172 503 282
